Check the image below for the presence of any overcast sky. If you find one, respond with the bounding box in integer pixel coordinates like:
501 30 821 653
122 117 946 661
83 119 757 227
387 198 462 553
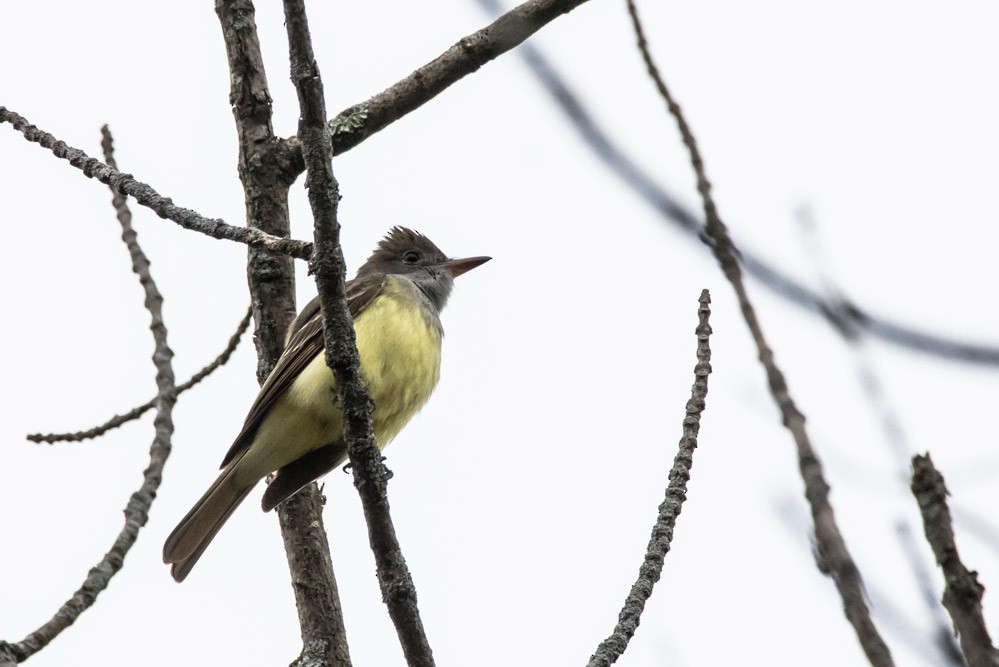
2 1 998 666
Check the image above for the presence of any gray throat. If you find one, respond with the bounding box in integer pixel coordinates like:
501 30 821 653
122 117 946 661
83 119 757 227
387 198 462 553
397 273 448 335
409 269 454 319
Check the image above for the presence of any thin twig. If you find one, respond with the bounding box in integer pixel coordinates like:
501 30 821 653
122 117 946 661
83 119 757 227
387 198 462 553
587 289 713 667
911 454 999 667
282 1 435 665
0 106 312 260
27 306 252 444
473 0 999 369
0 126 176 665
214 1 352 664
623 1 895 664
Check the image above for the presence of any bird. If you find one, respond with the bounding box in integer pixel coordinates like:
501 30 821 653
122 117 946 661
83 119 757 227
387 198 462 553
163 227 490 582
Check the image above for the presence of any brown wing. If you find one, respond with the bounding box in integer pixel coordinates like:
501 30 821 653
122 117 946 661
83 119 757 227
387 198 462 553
219 273 387 468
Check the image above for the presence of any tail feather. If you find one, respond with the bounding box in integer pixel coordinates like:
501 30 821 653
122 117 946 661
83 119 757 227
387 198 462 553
163 461 255 582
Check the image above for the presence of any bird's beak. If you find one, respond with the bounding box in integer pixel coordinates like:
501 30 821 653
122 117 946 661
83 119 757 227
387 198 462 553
442 256 491 278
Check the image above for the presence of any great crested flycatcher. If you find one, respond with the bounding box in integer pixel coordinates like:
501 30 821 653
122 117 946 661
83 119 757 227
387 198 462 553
163 227 490 581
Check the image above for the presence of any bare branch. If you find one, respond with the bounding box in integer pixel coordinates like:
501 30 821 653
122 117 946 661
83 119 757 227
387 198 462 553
0 106 312 260
276 488 352 667
587 289 713 667
214 1 352 663
277 0 592 166
27 306 252 444
0 126 176 665
215 0 306 371
282 0 435 664
623 1 895 664
911 454 999 667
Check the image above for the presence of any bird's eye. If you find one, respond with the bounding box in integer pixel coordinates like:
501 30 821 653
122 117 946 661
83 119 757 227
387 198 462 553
403 251 420 264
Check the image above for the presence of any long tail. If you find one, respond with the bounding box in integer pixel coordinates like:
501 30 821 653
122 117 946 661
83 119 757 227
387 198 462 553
163 458 255 582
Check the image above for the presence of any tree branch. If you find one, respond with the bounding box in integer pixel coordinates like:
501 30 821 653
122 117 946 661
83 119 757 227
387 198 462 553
623 1 895 664
282 0 435 664
213 1 352 664
911 454 999 667
26 306 252 444
0 126 176 665
0 106 313 260
278 0 593 167
587 289 713 667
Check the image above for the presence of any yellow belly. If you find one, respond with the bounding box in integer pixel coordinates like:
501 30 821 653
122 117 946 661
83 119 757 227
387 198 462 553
241 281 442 478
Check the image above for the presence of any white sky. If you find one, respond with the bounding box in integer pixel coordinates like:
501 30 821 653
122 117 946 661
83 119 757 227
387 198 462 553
2 1 998 666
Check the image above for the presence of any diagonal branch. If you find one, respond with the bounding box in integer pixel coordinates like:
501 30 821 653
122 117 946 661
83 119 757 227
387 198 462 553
0 106 313 260
623 1 894 664
0 126 176 665
279 0 593 167
27 306 252 444
911 454 999 667
587 289 713 667
282 0 435 665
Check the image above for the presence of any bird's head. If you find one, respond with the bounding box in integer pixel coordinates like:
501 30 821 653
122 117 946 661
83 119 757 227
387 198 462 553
356 226 490 311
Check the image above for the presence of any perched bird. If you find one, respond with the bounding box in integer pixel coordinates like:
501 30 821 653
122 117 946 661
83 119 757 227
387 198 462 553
163 227 490 582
